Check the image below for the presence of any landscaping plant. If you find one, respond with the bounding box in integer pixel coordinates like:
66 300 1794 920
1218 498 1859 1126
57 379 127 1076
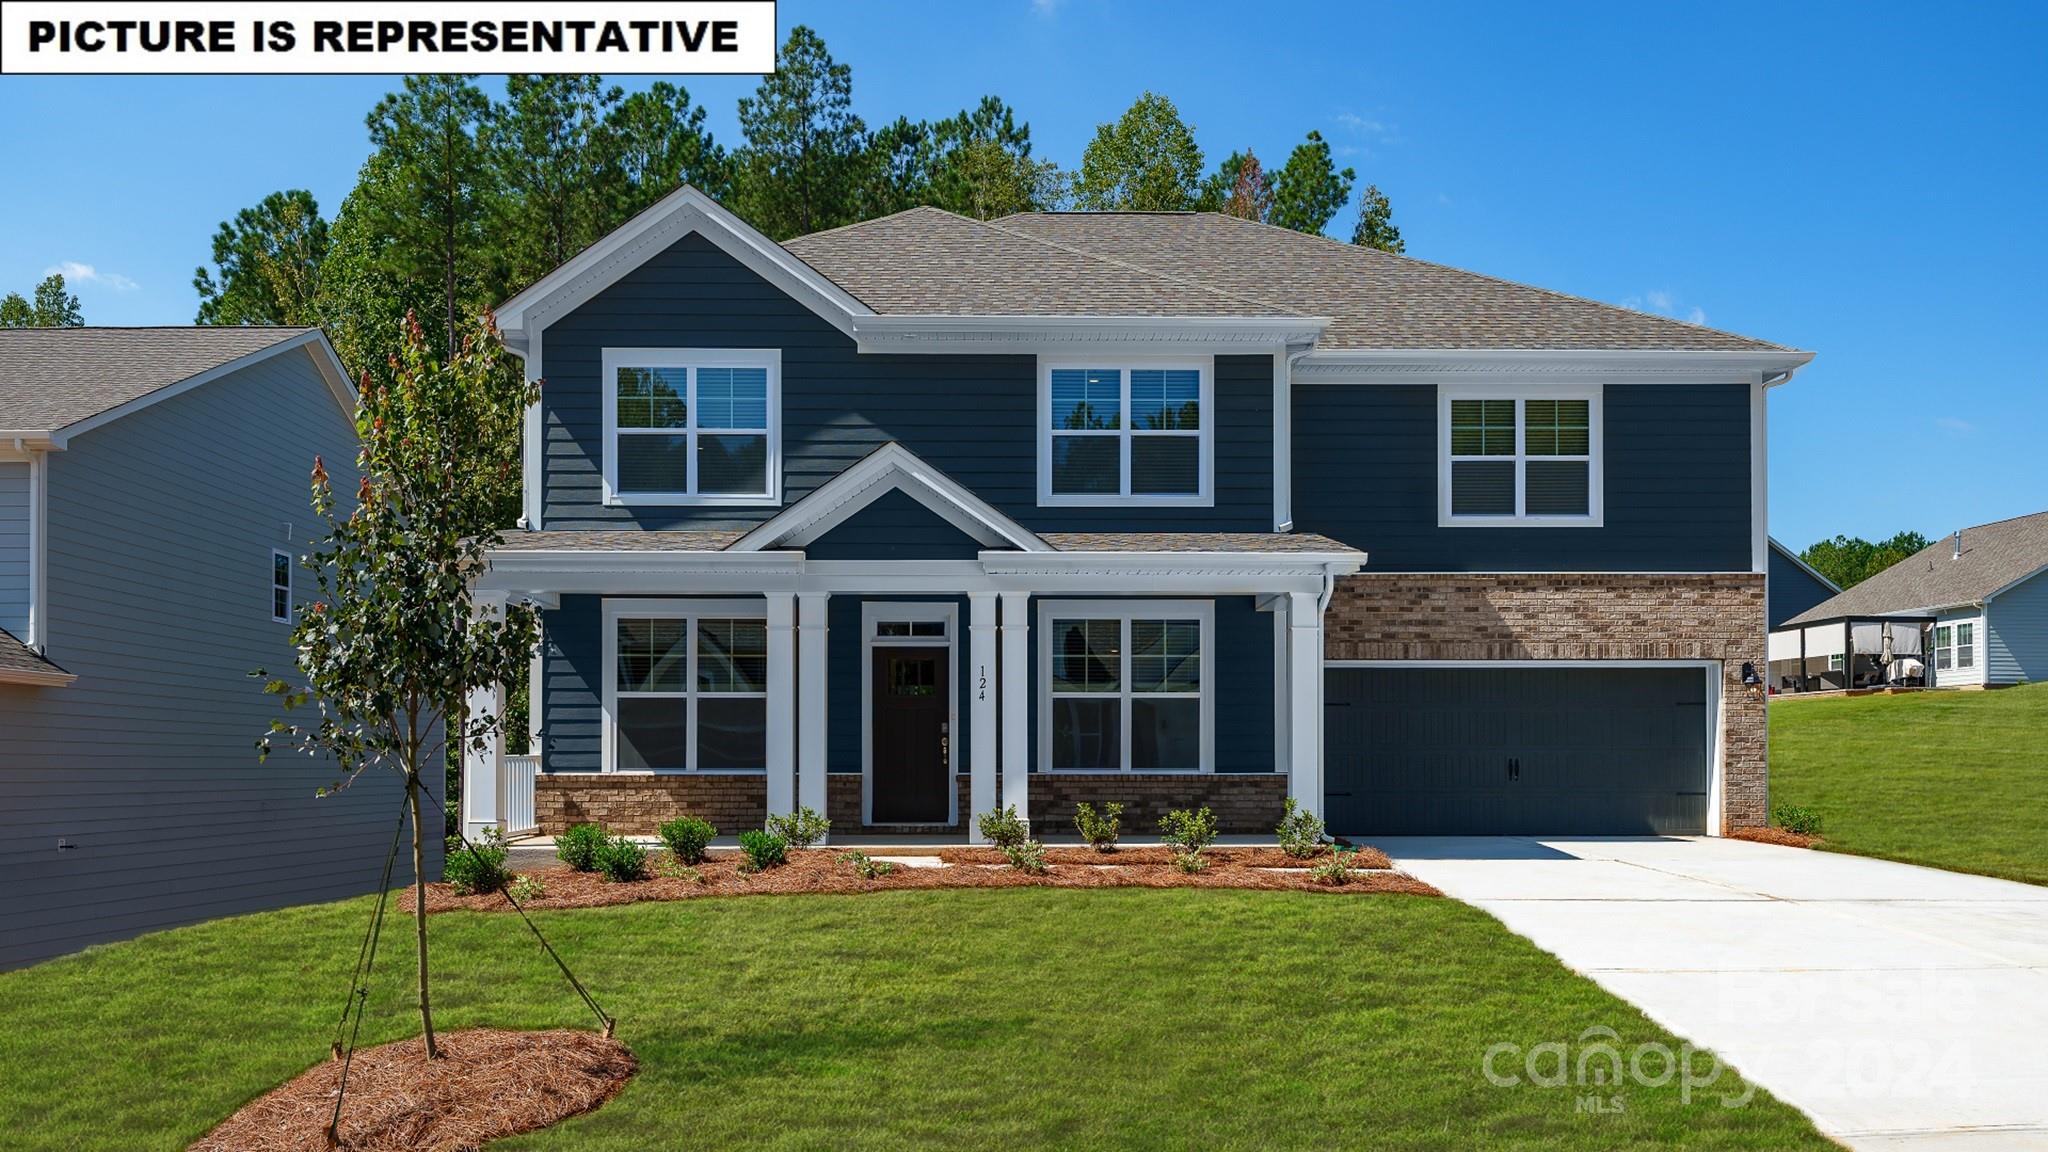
1310 848 1357 886
555 823 608 872
1275 797 1328 858
658 815 717 864
593 836 650 883
1160 805 1218 873
767 805 831 849
506 874 546 902
1772 803 1825 836
442 827 512 896
1002 839 1049 874
841 850 896 879
739 829 789 872
1073 801 1123 852
976 803 1029 849
655 854 704 883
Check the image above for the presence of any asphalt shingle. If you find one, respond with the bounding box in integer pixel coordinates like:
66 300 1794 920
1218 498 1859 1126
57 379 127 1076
1784 510 2048 625
0 327 314 432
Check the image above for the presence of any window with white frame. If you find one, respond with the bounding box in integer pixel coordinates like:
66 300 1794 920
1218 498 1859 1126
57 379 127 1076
603 348 779 504
1041 364 1210 504
1439 386 1602 525
608 604 768 772
1040 601 1211 772
1827 653 1844 672
1934 623 1974 671
270 549 292 623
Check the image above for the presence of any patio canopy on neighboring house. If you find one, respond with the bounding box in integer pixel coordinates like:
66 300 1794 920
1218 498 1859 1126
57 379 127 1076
1768 614 1933 693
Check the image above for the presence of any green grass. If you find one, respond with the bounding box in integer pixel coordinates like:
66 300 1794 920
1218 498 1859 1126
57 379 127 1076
1770 681 2048 885
0 890 1830 1151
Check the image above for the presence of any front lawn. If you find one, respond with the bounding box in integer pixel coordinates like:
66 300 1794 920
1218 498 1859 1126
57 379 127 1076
0 890 1829 1150
1770 682 2048 885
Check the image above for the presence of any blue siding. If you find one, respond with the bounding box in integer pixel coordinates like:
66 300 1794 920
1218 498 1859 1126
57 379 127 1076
539 595 604 772
1987 572 2048 684
540 232 1274 533
1290 382 1752 571
805 489 987 561
1768 544 1837 630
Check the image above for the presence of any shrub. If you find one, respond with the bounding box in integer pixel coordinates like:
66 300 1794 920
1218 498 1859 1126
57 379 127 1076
592 835 649 882
659 815 717 864
739 829 788 871
767 806 831 849
1772 803 1824 836
976 804 1029 849
1310 848 1357 886
655 853 704 883
555 823 607 872
841 850 896 880
1073 801 1123 852
1171 850 1207 874
1003 839 1049 874
1275 797 1327 859
442 827 511 896
507 873 547 902
1160 806 1218 857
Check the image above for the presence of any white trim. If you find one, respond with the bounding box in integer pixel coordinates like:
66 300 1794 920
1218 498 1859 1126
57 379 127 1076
599 597 771 776
859 601 960 827
1038 359 1214 508
968 593 999 841
1751 378 1768 574
25 449 47 649
50 329 356 447
1272 348 1292 531
730 441 1049 553
599 347 782 507
1294 347 1813 385
855 315 1329 355
1036 599 1215 775
270 547 293 624
1436 382 1604 528
796 592 830 823
999 592 1032 824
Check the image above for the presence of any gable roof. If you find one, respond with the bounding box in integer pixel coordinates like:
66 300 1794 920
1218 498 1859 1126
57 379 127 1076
730 441 1049 553
1784 510 2048 626
1770 536 1841 594
0 326 350 441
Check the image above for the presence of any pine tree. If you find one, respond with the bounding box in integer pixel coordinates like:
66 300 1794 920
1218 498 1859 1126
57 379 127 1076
734 26 867 239
193 190 328 325
1350 183 1405 253
1268 131 1354 235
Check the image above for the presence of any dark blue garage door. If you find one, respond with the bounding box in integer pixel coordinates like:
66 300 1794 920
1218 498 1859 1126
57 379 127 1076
1323 667 1710 836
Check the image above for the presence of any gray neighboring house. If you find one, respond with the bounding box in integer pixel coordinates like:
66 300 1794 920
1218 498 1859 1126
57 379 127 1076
1769 510 2048 691
0 327 437 970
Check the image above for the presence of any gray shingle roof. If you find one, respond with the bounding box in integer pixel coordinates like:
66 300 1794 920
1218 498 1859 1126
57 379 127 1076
1784 510 2048 626
489 530 746 552
1042 532 1357 554
0 626 68 681
0 326 314 432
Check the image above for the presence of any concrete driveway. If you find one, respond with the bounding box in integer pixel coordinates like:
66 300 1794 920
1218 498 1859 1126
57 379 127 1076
1381 836 2048 1151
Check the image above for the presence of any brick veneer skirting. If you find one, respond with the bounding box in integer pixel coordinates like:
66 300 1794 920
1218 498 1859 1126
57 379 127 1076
1029 773 1287 835
1323 572 1768 831
535 773 765 835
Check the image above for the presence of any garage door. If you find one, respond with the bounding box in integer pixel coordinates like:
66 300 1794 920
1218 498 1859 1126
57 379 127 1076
1323 666 1710 836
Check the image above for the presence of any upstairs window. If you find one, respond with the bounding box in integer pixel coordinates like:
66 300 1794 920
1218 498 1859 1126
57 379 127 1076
1439 386 1602 526
1040 363 1211 505
270 549 292 623
602 348 780 506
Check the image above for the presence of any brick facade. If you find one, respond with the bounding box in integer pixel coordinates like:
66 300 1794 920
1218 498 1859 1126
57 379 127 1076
1323 572 1768 830
1028 773 1287 835
536 773 765 835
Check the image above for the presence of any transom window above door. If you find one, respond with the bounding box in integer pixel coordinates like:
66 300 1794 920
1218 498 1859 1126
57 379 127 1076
1040 363 1212 505
602 348 780 506
1438 385 1603 526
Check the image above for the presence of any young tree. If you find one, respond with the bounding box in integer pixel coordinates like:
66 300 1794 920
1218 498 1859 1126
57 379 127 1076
1268 131 1355 235
923 96 1064 218
261 311 538 1058
1800 531 1933 589
193 190 329 325
1074 92 1204 211
734 26 867 239
1350 183 1405 253
1197 150 1272 221
0 274 83 328
600 80 728 214
490 75 623 290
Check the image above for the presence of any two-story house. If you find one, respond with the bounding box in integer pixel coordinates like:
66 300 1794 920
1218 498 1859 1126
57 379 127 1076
460 186 1809 846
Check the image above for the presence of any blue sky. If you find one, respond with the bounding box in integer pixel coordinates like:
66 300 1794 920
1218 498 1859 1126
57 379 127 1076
1 1 2042 549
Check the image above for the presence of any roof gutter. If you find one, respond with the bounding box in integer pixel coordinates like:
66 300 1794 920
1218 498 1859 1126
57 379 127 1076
2 432 61 453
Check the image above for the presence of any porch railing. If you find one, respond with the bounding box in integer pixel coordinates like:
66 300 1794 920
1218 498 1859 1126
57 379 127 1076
504 754 540 837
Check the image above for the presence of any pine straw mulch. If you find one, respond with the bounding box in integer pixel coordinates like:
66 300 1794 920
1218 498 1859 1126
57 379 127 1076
935 844 1394 869
1727 826 1822 849
419 849 1436 914
189 1028 634 1152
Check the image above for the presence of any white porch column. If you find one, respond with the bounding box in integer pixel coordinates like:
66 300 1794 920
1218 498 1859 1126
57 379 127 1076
999 591 1032 830
797 593 831 830
765 592 797 821
968 593 999 842
1286 590 1325 815
462 593 508 842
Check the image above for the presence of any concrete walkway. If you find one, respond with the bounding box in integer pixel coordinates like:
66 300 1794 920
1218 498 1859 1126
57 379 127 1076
1381 836 2048 1151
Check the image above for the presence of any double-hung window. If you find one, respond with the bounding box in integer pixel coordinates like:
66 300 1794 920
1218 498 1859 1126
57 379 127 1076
1039 600 1212 773
1040 363 1211 505
270 549 292 623
605 600 768 772
1933 623 1975 672
602 348 779 505
1439 385 1602 526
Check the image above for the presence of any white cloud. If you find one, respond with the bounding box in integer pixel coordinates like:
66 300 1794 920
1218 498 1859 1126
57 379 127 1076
1333 112 1391 136
1622 288 1705 325
1031 0 1061 15
44 261 138 292
1644 289 1675 312
1684 306 1708 326
1935 416 1975 434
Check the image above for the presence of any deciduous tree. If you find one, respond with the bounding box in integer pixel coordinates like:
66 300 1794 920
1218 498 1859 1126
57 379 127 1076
1800 532 1933 590
1198 150 1272 221
0 274 83 328
1075 92 1204 211
193 189 328 325
1350 183 1405 253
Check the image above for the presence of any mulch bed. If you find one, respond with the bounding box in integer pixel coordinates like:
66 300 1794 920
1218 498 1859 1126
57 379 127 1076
1728 826 1821 849
189 1028 634 1152
935 844 1394 869
419 849 1436 914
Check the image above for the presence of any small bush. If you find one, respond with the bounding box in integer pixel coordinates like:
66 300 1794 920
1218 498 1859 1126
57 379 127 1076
1171 850 1207 874
1275 797 1327 859
1772 803 1825 836
658 816 717 864
655 853 704 883
840 850 896 879
442 827 511 896
592 835 649 883
1310 848 1357 886
1073 801 1123 852
1160 806 1218 857
1003 839 1049 874
739 829 788 871
976 804 1029 849
767 806 831 849
507 873 546 902
555 823 608 872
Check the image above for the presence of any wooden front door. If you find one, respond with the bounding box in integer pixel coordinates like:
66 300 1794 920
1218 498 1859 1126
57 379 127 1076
870 646 950 823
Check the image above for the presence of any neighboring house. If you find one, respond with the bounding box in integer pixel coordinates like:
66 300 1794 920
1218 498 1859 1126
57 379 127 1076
1768 536 1841 631
1769 510 2048 692
459 186 1811 847
0 327 434 970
